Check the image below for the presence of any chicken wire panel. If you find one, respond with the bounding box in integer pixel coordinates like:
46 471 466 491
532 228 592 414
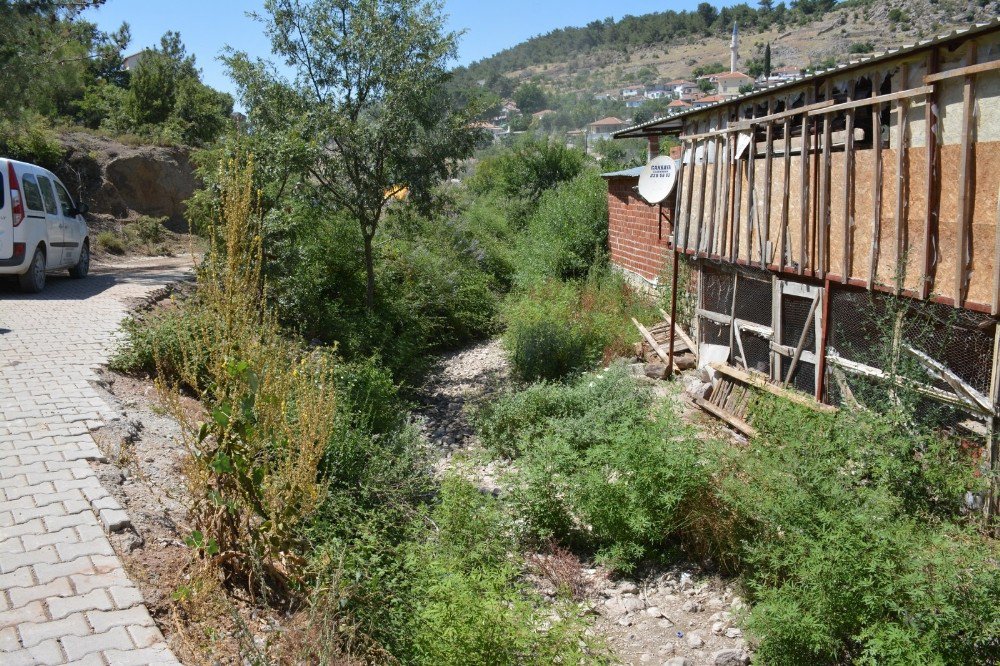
829 287 995 395
701 319 731 347
780 357 816 395
740 330 772 375
734 274 772 326
781 294 817 352
702 266 734 315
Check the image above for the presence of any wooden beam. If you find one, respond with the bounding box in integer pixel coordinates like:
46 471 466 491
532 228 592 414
711 362 838 412
733 321 750 369
780 118 792 271
730 99 835 128
921 49 941 300
816 277 832 402
672 134 687 250
783 292 822 386
841 80 856 284
993 178 1000 315
799 93 812 276
868 101 883 290
902 344 992 413
660 308 698 355
806 85 934 116
746 107 759 266
762 100 775 268
695 396 758 437
705 128 721 257
818 80 833 278
894 62 910 295
632 317 675 370
678 126 742 142
954 45 976 308
694 137 709 256
732 148 744 262
727 131 738 260
922 58 1000 83
682 136 698 252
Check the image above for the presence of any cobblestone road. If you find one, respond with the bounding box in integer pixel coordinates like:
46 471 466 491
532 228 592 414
1 257 194 665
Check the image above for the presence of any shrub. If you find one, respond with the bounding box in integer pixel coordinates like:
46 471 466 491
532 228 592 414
503 271 658 381
96 230 126 255
479 366 711 572
515 170 608 285
0 114 64 170
717 397 999 664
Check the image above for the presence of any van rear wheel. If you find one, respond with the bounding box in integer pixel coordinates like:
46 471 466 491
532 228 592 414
19 248 46 293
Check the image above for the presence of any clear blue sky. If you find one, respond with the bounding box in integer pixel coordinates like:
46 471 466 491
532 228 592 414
90 0 739 100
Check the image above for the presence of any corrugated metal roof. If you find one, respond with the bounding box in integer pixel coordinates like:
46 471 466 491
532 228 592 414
614 16 1000 139
600 166 644 178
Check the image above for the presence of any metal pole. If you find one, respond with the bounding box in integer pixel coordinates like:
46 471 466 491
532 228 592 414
668 246 680 377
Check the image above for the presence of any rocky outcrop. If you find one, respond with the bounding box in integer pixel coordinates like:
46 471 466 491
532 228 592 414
56 132 200 232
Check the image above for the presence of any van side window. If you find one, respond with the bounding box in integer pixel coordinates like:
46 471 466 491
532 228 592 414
20 174 45 213
54 182 76 218
36 175 58 215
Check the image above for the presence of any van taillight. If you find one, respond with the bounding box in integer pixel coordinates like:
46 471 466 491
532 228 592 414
8 162 24 227
11 243 24 261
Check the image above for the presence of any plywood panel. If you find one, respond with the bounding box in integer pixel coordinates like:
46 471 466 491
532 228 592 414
963 141 1000 306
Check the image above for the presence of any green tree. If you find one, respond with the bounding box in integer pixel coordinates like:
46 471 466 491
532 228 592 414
764 42 772 78
228 0 481 309
514 81 548 114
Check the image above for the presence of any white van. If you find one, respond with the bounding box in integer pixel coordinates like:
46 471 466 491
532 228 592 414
0 158 90 293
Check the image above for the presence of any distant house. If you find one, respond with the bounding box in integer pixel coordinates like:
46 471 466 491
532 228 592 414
667 99 692 112
532 109 557 121
621 85 645 98
714 71 755 96
772 65 803 81
122 50 149 71
625 98 644 108
586 116 627 152
645 86 670 100
666 79 699 99
692 94 729 108
502 100 519 114
471 122 507 142
593 90 617 101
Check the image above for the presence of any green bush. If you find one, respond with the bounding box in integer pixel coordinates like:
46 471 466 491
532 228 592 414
96 231 126 255
0 115 64 170
503 271 658 382
515 170 608 286
718 397 999 664
479 366 711 572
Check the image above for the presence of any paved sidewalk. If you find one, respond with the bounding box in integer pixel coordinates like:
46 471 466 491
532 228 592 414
1 257 194 665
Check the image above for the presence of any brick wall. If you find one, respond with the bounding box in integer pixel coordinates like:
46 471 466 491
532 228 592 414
606 175 673 282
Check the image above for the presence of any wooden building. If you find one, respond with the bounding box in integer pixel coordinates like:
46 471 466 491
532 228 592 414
608 20 1000 455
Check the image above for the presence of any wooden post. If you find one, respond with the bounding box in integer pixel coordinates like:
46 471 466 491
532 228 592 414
992 179 1000 316
667 247 680 376
733 146 745 262
799 94 812 276
746 105 758 264
841 79 856 283
727 131 738 260
706 134 721 257
894 62 911 295
988 321 1000 521
816 278 832 403
683 136 698 252
784 291 822 386
921 48 941 300
780 117 792 271
819 80 833 278
868 100 883 290
954 44 976 308
673 136 687 251
763 100 775 267
694 137 709 256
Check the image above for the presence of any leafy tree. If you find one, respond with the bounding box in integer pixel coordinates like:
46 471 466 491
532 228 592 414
514 81 548 114
228 0 482 309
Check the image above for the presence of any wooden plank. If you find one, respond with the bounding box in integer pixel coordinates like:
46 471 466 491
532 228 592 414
730 99 835 128
697 308 732 325
682 137 698 252
799 89 813 275
921 49 941 300
695 396 758 437
841 80 856 284
672 136 687 250
923 58 1000 83
705 134 721 257
868 101 883 290
894 62 910 295
733 322 750 369
818 80 833 278
806 85 933 115
678 125 742 142
993 178 1000 315
780 118 792 271
902 344 992 413
710 362 838 413
660 308 698 355
827 354 993 416
746 106 759 265
632 318 675 370
724 131 737 258
732 145 744 262
694 137 709 256
954 45 976 308
783 292 822 386
762 100 774 268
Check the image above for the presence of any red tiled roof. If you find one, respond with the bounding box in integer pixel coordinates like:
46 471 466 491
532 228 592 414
667 99 692 107
714 71 753 80
590 116 625 125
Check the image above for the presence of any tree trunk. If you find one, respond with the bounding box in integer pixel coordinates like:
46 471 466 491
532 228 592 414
363 232 376 310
